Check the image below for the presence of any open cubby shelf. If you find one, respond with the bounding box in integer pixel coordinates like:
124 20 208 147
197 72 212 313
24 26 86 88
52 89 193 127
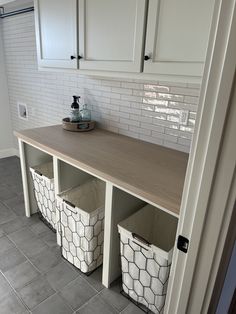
16 125 186 295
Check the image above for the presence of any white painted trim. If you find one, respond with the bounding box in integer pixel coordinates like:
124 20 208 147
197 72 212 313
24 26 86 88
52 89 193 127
0 147 19 159
53 156 62 246
102 182 113 288
165 0 236 312
37 66 202 84
18 139 31 217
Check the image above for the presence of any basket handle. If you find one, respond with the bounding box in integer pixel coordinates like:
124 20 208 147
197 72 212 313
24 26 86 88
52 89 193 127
63 199 75 208
34 170 42 176
132 233 151 247
63 199 77 214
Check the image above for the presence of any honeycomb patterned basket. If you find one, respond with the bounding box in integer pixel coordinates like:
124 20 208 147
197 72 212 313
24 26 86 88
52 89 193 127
57 178 105 274
30 162 57 231
118 205 178 314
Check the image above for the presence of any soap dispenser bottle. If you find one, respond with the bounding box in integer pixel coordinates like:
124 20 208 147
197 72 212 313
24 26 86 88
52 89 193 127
70 95 81 122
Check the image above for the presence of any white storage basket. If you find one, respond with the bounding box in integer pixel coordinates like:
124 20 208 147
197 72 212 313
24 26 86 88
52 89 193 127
57 178 105 273
118 205 178 314
30 162 56 230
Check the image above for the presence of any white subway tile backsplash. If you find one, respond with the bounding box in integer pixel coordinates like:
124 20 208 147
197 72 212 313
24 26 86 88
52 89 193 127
1 12 200 153
170 86 200 97
121 82 143 90
121 94 143 102
178 137 192 146
111 87 132 95
141 123 164 133
184 95 200 105
120 118 140 127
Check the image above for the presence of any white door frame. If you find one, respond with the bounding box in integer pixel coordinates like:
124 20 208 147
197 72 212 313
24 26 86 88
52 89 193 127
165 0 236 313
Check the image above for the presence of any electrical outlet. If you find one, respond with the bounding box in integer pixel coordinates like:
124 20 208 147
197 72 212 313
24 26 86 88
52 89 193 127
180 110 189 125
17 102 28 120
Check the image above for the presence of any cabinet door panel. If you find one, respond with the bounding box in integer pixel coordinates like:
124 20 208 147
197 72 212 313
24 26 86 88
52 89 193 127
79 0 147 72
144 0 215 77
35 0 77 68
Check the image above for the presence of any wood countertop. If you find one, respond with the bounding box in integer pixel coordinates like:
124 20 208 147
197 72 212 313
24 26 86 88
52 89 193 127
15 125 188 216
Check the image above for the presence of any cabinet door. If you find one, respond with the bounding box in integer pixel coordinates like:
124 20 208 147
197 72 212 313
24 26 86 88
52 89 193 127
78 0 147 72
35 0 77 68
144 0 215 77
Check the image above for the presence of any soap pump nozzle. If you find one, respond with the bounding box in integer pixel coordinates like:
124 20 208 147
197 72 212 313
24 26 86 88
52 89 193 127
71 95 80 109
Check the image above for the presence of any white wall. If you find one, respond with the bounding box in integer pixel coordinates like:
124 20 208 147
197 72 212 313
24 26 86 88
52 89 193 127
1 12 201 153
0 21 14 157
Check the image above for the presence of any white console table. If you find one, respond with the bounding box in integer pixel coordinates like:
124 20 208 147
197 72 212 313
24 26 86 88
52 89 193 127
15 125 188 288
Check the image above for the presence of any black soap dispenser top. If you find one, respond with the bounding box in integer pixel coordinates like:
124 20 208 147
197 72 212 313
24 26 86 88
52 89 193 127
70 95 81 122
71 95 80 109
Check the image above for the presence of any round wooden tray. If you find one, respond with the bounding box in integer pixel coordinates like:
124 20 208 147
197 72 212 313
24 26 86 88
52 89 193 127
62 118 95 132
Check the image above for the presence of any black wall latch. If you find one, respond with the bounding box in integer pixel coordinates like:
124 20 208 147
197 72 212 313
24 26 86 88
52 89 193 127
177 235 189 253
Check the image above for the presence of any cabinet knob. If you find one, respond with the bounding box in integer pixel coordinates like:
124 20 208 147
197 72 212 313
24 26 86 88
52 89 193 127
144 55 151 61
78 55 83 60
70 55 76 60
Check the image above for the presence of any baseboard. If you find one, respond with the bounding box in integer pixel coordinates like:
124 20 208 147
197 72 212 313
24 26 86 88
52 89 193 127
0 148 19 159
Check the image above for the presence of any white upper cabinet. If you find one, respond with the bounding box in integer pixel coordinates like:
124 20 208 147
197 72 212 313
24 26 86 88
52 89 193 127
34 0 215 78
78 0 147 72
143 0 215 77
35 0 77 68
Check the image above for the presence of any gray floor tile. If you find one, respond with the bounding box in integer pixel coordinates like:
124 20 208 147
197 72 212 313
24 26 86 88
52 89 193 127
0 201 17 224
9 228 48 258
17 275 55 310
7 183 24 196
0 273 13 298
32 293 73 314
121 303 144 314
4 260 40 289
29 246 62 273
0 217 30 235
21 214 41 227
0 291 28 314
81 266 104 292
40 229 57 247
60 276 97 310
99 278 129 312
0 247 26 272
46 261 79 290
7 227 34 245
0 185 18 201
30 221 52 236
19 237 49 258
0 236 15 254
77 294 118 314
4 194 25 216
0 227 5 238
4 173 23 189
